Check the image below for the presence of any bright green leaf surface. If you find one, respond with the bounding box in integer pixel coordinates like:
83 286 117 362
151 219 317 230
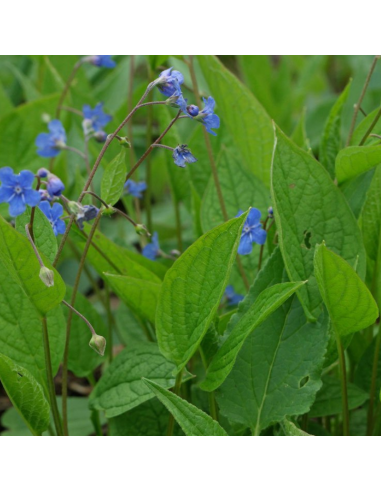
156 214 247 371
198 55 274 187
89 342 188 418
16 207 57 263
144 379 228 436
104 274 160 324
0 216 65 315
271 126 366 321
336 145 381 184
0 354 50 435
319 81 351 178
361 166 381 261
217 248 329 434
314 243 378 337
101 150 127 206
201 281 305 392
281 420 312 436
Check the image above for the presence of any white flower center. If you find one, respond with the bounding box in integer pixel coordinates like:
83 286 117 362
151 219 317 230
14 186 23 195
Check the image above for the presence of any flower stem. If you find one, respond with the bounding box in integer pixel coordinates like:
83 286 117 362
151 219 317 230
105 284 114 364
25 224 44 268
346 55 380 146
336 333 350 436
145 65 154 233
62 300 96 336
367 324 381 435
56 60 83 119
174 200 183 253
61 212 102 436
359 106 381 146
126 111 182 182
167 372 183 436
41 317 63 436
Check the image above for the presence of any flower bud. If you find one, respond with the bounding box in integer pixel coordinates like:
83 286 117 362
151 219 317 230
268 207 274 219
94 131 108 143
68 201 84 215
39 267 55 287
116 136 131 148
89 334 107 356
135 224 149 236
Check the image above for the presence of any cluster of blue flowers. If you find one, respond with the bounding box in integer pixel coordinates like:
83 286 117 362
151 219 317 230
154 68 220 168
83 103 112 142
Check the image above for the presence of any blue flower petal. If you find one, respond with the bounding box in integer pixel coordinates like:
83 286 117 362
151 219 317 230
252 227 267 246
238 233 254 255
0 167 17 186
55 218 66 236
9 195 26 217
247 208 262 227
51 203 64 221
0 186 14 203
23 188 41 207
18 170 35 188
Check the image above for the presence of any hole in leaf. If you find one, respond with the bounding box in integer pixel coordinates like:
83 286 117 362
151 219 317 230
301 231 312 250
299 376 310 389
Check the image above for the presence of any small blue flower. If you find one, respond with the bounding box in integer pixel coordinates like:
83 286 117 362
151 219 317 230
83 103 112 134
143 232 160 261
90 55 116 68
225 286 244 307
76 205 99 230
172 145 197 168
237 209 267 255
124 180 147 199
191 97 220 136
35 120 67 158
39 201 66 236
156 68 184 97
39 189 53 202
37 168 65 197
167 80 188 113
0 167 41 217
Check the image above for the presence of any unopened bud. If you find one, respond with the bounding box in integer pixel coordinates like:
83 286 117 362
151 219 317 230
39 267 55 287
135 224 149 236
102 206 117 217
170 249 181 257
89 334 107 357
115 136 131 148
68 201 84 215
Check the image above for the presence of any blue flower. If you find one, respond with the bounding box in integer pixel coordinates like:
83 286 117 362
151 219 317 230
37 168 65 197
0 167 41 217
143 232 160 261
83 103 112 134
237 209 267 255
172 145 197 168
76 205 99 230
156 68 184 97
90 55 116 68
167 81 188 114
124 180 147 199
188 97 220 136
39 201 66 236
225 286 244 307
35 120 67 158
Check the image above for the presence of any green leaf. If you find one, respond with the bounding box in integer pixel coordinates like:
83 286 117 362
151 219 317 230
71 226 166 281
197 55 274 187
156 214 247 371
16 207 57 263
144 379 228 436
109 399 182 437
271 125 366 321
319 80 351 178
351 107 381 146
309 376 368 418
89 342 190 418
280 420 312 437
64 287 108 378
314 243 378 337
101 150 127 206
0 354 50 436
1 397 105 437
104 274 160 324
360 166 381 261
0 215 66 316
0 94 60 173
201 148 269 233
216 248 329 435
291 108 310 151
336 146 381 184
200 281 306 392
